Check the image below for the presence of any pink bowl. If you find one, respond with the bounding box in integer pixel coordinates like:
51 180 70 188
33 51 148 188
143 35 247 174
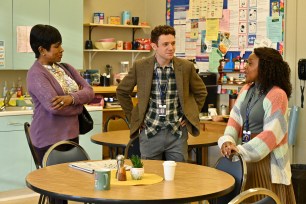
97 38 115 42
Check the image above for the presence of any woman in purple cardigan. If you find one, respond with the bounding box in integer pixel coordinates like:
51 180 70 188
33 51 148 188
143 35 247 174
27 24 94 165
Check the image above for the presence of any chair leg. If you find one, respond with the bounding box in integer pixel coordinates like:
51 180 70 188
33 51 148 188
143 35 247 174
38 194 43 204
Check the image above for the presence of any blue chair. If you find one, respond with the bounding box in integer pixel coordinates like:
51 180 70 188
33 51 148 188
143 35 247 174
209 153 247 204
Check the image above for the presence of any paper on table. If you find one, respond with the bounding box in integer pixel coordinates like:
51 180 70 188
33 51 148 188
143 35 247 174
69 160 131 174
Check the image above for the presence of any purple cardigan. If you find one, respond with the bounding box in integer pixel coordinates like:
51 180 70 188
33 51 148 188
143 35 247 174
27 61 94 148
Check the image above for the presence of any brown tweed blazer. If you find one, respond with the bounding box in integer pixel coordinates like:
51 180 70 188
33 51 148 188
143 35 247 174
116 56 207 138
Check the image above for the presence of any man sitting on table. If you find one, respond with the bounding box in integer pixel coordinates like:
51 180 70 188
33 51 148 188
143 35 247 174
116 25 207 162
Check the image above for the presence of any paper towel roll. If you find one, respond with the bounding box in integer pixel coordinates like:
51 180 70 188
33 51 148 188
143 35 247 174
288 106 300 145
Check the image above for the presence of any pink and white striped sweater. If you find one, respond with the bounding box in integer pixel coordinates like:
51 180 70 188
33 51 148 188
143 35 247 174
218 84 291 185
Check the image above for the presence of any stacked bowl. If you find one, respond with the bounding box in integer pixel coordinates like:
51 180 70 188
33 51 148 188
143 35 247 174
95 38 116 50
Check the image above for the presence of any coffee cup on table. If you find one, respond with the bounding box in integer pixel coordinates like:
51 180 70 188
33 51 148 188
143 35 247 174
163 161 177 181
94 168 111 190
132 17 139 25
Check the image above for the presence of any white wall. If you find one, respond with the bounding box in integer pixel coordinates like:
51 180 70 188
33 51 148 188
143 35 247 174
285 0 306 164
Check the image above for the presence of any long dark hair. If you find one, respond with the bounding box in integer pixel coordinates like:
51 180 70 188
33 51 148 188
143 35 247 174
253 47 292 98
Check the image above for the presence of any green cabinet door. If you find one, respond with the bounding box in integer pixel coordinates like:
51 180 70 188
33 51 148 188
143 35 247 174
12 0 49 70
0 131 32 191
0 0 13 69
50 0 83 69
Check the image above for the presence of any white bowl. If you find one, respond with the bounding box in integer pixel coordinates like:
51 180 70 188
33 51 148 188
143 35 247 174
95 42 116 50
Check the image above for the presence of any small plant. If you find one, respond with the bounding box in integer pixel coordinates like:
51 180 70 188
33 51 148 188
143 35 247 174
130 155 143 168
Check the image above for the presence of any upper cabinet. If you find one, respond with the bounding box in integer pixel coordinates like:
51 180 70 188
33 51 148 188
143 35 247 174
50 0 83 69
0 0 13 69
12 0 49 70
1 0 83 70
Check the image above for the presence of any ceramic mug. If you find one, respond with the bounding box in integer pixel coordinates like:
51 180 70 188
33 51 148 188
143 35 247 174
94 168 111 190
123 42 132 50
117 41 123 50
132 41 140 50
132 17 139 25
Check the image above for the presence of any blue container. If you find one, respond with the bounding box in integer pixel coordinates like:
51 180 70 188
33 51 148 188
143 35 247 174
121 11 131 25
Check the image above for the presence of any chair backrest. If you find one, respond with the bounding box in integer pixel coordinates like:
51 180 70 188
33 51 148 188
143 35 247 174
104 115 129 132
124 134 141 159
228 187 281 204
24 122 41 169
211 153 247 204
42 141 90 167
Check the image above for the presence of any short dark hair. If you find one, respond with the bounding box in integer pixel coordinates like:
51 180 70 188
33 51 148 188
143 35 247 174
151 25 175 44
30 24 62 58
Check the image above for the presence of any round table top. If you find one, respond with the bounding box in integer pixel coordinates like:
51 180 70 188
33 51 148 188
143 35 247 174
26 160 234 203
91 130 220 148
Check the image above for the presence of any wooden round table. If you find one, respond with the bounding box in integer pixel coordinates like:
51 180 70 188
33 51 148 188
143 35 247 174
91 130 221 165
26 160 234 203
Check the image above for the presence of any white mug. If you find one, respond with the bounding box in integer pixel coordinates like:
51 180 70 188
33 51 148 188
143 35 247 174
208 108 218 116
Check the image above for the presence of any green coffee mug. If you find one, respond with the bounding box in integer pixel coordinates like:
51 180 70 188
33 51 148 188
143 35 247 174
94 168 111 190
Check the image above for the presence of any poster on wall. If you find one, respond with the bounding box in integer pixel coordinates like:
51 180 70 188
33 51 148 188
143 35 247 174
0 41 5 69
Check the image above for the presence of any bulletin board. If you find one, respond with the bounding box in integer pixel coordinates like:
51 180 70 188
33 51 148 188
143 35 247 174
166 0 285 73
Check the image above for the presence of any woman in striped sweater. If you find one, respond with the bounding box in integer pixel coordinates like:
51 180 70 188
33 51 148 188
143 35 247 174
218 47 296 203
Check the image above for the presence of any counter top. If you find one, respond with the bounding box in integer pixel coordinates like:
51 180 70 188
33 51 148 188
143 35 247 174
93 86 137 94
0 105 102 117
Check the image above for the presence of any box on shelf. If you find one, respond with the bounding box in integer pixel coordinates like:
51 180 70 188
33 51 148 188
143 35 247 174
108 16 121 25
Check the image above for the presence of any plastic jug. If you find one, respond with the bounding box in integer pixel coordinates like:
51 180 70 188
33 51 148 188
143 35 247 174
120 61 129 73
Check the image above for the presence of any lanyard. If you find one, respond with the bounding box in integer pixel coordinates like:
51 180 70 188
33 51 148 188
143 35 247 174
155 68 169 104
243 87 263 131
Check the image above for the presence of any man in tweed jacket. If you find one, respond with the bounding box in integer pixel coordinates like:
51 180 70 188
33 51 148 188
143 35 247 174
117 25 207 161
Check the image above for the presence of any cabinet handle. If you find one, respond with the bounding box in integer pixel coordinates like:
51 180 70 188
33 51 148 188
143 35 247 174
7 122 23 126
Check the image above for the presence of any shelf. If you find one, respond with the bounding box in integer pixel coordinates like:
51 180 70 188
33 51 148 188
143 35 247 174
84 23 151 69
84 49 150 53
84 23 150 29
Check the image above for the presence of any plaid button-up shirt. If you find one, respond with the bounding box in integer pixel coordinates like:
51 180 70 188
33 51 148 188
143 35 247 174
144 61 183 138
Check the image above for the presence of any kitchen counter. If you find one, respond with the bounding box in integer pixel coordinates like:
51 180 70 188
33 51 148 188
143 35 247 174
0 105 103 116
